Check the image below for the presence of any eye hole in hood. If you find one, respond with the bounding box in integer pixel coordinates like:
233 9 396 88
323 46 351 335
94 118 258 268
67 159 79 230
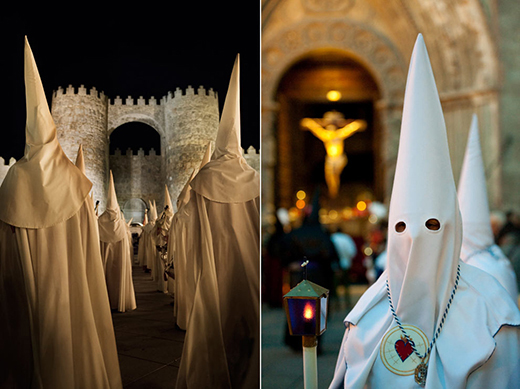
425 218 440 231
395 221 406 233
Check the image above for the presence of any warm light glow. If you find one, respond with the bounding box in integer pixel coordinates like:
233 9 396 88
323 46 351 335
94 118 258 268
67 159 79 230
296 199 306 210
328 210 338 219
368 214 378 224
303 303 315 320
326 143 341 157
326 90 342 101
342 207 353 219
356 200 367 212
364 247 374 256
296 190 306 200
288 207 299 221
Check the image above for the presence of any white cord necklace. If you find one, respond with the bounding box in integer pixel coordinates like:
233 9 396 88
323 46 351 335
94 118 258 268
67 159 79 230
385 263 461 386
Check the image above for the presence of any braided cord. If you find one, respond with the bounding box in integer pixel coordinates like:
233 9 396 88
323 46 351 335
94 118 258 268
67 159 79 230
385 264 461 360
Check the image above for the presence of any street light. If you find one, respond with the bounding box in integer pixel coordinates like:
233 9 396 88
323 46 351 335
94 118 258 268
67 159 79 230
283 260 329 389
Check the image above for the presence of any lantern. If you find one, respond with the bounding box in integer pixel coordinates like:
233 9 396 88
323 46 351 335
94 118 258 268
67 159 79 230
283 260 329 389
283 280 329 336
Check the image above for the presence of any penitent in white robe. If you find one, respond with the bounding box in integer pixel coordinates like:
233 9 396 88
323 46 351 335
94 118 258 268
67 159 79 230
0 36 122 389
0 201 123 388
98 171 137 313
176 54 259 389
171 190 200 330
100 238 137 313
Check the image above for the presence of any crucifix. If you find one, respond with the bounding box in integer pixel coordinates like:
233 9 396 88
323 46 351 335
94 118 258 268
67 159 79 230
300 110 366 198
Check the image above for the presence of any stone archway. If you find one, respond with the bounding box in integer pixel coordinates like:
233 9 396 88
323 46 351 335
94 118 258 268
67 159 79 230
109 121 165 212
107 113 166 157
262 0 504 223
123 198 148 224
262 17 409 219
274 50 384 211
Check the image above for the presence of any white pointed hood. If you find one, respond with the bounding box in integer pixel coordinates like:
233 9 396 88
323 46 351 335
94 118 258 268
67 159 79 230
190 54 259 203
177 142 212 211
331 34 520 389
385 34 462 334
98 171 127 243
458 115 518 298
458 115 494 257
0 37 92 228
156 185 174 234
149 200 157 222
163 185 174 219
75 144 86 175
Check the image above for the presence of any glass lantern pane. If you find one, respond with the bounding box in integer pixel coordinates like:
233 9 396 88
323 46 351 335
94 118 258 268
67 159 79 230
287 298 317 335
320 296 327 332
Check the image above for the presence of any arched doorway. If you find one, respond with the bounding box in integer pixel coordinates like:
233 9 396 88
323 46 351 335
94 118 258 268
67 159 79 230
275 50 382 214
109 122 165 212
123 198 148 225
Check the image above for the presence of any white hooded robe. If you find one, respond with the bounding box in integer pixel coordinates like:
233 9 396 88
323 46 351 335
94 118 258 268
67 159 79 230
98 171 137 313
176 55 260 389
170 141 212 330
330 34 520 389
458 115 518 300
0 37 122 389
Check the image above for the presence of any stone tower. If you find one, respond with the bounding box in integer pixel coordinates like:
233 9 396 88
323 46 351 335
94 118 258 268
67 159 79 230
51 85 109 210
164 86 220 203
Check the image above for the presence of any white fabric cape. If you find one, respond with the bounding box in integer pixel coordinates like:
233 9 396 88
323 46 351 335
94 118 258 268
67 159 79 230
0 202 123 388
142 201 157 273
170 143 212 329
153 185 174 293
176 55 260 388
98 171 136 312
0 37 121 388
458 115 518 300
330 34 520 389
175 194 260 388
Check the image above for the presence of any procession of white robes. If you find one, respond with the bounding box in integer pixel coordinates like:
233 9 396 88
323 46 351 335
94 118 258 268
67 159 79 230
0 37 122 388
176 54 260 389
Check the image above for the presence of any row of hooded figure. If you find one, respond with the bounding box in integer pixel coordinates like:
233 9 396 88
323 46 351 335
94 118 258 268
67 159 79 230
135 54 260 388
137 193 173 296
0 37 259 389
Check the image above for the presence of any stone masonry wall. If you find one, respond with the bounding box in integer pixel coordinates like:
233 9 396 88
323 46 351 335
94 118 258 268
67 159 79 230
51 85 109 210
109 147 164 209
165 85 220 202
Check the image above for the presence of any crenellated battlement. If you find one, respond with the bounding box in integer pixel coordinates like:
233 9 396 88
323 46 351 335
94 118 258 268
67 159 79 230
109 85 217 106
242 146 260 172
53 84 108 101
243 146 259 155
0 156 17 185
52 84 218 107
111 147 161 156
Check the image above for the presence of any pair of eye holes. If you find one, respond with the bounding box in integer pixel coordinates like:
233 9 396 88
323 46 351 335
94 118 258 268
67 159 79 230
395 219 441 233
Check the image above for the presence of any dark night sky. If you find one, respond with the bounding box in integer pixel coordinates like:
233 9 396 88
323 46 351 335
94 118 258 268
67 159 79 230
0 4 260 161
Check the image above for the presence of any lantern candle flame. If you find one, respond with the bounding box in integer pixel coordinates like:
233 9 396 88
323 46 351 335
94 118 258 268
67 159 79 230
303 303 314 320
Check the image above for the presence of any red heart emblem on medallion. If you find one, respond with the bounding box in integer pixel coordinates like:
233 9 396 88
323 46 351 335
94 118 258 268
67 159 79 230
395 338 413 362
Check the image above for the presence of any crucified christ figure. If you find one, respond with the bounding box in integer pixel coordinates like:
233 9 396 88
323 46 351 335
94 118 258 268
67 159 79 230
300 110 367 198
